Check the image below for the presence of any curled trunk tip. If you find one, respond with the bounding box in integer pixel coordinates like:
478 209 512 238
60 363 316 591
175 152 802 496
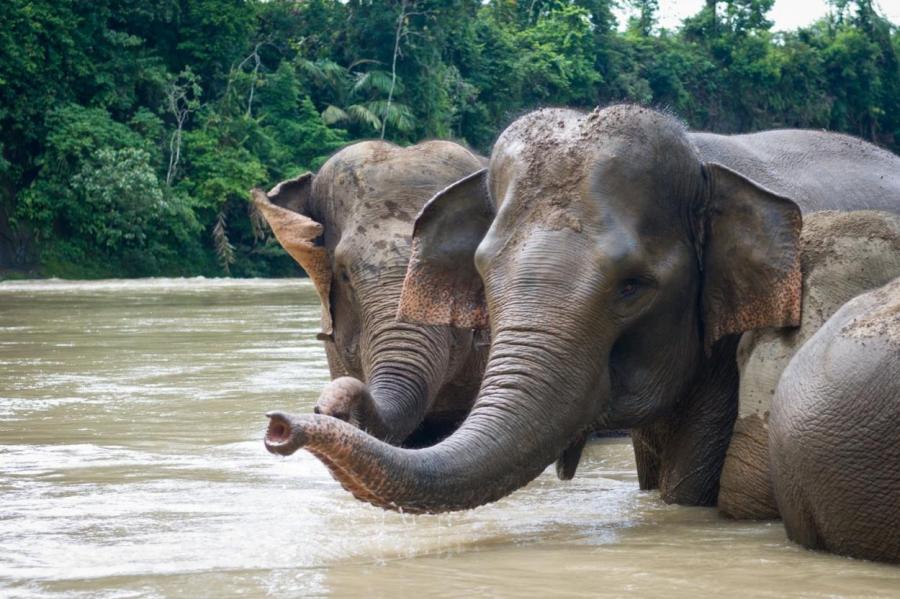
265 411 304 456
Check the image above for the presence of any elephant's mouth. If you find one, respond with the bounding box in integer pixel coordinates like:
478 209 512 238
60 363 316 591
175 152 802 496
264 411 300 456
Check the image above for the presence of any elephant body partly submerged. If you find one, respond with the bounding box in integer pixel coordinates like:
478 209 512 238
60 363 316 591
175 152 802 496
772 276 900 563
254 140 487 446
718 210 900 520
264 106 900 519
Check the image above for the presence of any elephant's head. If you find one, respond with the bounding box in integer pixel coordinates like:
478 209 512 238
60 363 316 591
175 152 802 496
264 106 802 512
253 141 484 444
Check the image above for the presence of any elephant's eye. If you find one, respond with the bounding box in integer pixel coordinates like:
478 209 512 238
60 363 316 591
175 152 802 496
619 279 643 299
335 263 352 285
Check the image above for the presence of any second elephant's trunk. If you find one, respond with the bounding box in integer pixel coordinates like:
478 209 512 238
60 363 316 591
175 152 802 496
363 318 454 443
319 277 459 445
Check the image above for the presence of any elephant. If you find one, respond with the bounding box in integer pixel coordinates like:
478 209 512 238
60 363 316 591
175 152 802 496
263 104 900 514
253 140 488 446
770 276 900 563
718 210 900 520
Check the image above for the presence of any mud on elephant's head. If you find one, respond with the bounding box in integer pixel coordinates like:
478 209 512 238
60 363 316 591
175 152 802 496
253 141 486 445
403 104 802 420
264 105 804 513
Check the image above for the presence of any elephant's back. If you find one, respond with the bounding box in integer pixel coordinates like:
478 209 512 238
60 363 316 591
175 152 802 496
690 130 900 215
773 277 900 426
770 277 900 562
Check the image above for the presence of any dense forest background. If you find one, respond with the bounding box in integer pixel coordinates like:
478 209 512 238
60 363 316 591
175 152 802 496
1 0 898 278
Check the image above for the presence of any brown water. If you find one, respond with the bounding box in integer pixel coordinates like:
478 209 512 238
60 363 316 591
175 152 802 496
1 278 898 598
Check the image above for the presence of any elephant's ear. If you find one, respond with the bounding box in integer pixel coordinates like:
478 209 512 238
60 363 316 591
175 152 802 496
398 168 493 329
700 163 802 349
251 173 334 336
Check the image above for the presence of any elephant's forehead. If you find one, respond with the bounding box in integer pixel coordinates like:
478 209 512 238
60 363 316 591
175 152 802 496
317 147 480 226
490 149 646 240
492 104 694 197
492 136 596 210
491 110 662 204
492 127 693 239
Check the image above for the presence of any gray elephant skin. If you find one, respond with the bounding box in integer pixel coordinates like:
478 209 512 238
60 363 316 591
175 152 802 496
771 276 900 563
254 140 487 446
719 210 900 521
263 104 900 516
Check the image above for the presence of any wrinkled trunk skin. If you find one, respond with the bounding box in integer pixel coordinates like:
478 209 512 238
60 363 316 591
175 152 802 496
360 313 455 444
318 271 464 445
267 322 602 513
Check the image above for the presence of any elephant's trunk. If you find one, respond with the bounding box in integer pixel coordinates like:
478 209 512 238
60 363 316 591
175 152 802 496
363 321 453 443
266 325 602 513
360 284 455 443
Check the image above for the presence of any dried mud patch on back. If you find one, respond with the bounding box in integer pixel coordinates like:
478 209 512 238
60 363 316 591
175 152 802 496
842 277 900 347
800 210 900 270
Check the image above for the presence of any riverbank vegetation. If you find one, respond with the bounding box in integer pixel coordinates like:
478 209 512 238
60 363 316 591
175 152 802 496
1 0 897 278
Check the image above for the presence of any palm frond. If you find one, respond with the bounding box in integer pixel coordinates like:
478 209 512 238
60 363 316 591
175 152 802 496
318 59 348 81
321 105 350 125
367 100 416 132
351 71 372 94
298 58 347 88
346 104 382 130
213 211 235 275
297 58 325 81
393 107 416 133
356 70 400 95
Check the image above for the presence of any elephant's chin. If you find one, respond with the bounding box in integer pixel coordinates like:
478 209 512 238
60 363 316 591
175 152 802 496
264 411 303 456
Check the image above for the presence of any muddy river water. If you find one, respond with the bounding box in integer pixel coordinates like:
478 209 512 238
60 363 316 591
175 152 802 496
1 278 899 598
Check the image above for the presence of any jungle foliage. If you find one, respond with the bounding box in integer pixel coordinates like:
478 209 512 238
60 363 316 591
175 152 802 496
1 0 897 277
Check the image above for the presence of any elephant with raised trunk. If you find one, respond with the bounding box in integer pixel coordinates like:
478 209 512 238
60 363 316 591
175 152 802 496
254 140 487 446
264 105 900 514
771 276 900 564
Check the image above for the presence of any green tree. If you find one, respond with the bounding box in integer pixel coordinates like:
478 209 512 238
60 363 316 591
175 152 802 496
299 59 415 136
20 105 202 276
627 0 659 36
2 0 898 277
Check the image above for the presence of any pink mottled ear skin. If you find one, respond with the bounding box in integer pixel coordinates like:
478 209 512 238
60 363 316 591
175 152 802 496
397 169 492 330
398 237 489 329
251 182 334 336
